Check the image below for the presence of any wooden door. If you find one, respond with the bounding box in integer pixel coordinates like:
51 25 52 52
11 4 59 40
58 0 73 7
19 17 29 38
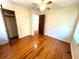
39 15 45 35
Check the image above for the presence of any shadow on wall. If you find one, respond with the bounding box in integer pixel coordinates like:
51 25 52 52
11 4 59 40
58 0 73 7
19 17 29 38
45 24 72 40
0 8 8 45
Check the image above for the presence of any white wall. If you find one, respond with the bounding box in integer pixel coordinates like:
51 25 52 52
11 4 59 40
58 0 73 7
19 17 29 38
44 6 78 42
70 7 79 59
0 0 31 38
71 38 79 59
0 0 31 44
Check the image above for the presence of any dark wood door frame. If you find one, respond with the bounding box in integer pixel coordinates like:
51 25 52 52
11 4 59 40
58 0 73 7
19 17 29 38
3 9 19 39
0 5 12 46
0 5 19 46
39 15 45 35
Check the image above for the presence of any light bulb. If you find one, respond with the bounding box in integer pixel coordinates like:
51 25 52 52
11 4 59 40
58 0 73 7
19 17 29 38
40 6 45 11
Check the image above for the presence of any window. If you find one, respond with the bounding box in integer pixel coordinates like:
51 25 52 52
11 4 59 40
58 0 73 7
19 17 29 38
74 20 79 44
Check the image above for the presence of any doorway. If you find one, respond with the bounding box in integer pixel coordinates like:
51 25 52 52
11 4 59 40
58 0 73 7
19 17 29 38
3 9 18 40
32 14 45 35
39 15 45 35
32 14 39 35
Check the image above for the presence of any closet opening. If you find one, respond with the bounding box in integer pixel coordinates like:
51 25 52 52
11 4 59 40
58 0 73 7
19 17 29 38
3 9 18 43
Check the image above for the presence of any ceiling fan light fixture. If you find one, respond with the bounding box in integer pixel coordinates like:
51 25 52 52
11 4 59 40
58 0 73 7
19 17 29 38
32 0 53 11
40 6 45 11
39 4 48 11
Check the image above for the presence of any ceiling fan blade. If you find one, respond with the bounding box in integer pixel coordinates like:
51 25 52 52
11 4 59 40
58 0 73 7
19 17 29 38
41 0 45 2
46 1 52 5
46 8 50 10
32 3 38 5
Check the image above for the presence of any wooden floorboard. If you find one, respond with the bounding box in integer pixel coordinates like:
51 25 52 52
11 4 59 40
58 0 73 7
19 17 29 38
0 35 72 59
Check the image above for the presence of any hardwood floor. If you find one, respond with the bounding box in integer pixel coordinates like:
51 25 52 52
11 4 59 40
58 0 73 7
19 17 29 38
0 35 72 59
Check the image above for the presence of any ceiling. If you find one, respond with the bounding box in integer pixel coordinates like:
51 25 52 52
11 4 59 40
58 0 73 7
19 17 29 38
8 0 79 9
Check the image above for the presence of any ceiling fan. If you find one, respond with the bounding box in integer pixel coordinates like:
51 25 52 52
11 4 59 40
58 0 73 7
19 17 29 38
32 0 53 11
